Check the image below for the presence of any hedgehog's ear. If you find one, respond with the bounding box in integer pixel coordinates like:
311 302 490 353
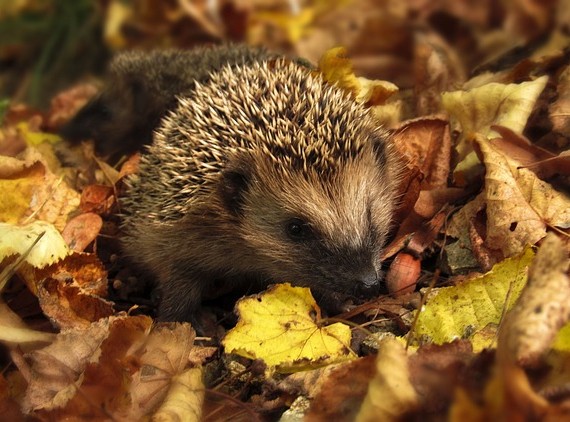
219 161 252 215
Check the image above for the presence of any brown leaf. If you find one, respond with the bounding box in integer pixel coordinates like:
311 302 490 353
549 64 570 137
62 213 103 252
392 117 451 189
18 252 111 329
305 356 375 422
19 316 199 419
79 185 115 214
413 33 466 116
489 125 563 179
45 83 99 131
473 135 570 259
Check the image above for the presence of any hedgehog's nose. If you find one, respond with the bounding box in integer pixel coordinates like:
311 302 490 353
358 270 380 289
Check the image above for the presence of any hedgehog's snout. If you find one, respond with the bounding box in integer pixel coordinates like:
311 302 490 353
358 269 379 288
352 267 382 297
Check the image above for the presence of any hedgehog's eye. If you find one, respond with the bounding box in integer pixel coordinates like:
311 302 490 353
285 218 312 241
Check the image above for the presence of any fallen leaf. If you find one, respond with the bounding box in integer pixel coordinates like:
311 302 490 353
498 233 570 368
356 337 418 421
0 221 70 269
0 302 54 346
413 247 534 348
18 315 200 419
442 75 548 182
474 135 570 257
79 185 115 214
0 148 80 230
151 368 204 421
391 117 451 189
318 46 400 125
222 283 355 374
305 356 376 421
489 125 565 179
62 213 103 252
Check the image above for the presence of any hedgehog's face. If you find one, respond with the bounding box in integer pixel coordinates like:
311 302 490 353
218 140 398 302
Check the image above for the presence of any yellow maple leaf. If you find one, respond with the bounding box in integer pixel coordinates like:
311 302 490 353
442 76 548 182
222 283 355 374
412 247 535 349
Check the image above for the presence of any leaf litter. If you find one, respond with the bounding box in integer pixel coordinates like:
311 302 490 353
1 1 570 420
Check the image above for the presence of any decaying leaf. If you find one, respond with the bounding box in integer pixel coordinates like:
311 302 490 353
17 315 203 419
61 213 103 252
223 283 355 374
446 133 570 268
450 234 570 421
152 368 204 421
498 233 570 368
0 221 70 269
442 75 548 182
0 148 80 230
356 337 418 421
391 117 451 190
413 247 534 348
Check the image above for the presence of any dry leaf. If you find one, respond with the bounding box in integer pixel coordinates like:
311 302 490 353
498 233 570 368
318 46 400 126
0 221 70 269
62 213 103 252
222 283 355 374
391 117 451 189
19 315 200 419
0 302 54 346
356 338 418 422
0 148 80 230
442 76 548 182
305 356 376 421
413 247 534 348
151 368 204 422
549 64 570 137
474 135 570 257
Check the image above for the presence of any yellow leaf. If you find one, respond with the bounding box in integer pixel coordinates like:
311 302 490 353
356 338 418 422
152 368 204 421
318 47 398 106
16 122 61 146
0 148 80 230
498 234 570 367
413 247 534 349
0 221 70 269
442 76 548 180
553 323 570 351
222 283 355 374
104 0 132 49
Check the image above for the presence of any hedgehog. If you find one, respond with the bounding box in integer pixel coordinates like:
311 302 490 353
118 48 401 323
60 45 273 160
